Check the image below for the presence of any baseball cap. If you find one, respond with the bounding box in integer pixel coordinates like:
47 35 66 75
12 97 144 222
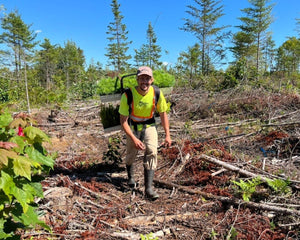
137 66 153 77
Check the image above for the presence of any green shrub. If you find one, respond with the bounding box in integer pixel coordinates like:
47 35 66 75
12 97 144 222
96 77 118 95
153 70 175 88
0 110 54 239
97 70 175 96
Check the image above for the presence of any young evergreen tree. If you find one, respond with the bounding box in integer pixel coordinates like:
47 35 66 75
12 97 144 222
57 40 85 93
146 22 162 69
181 0 229 75
134 44 149 67
178 43 202 85
262 34 276 72
235 0 274 76
106 0 132 73
36 38 59 91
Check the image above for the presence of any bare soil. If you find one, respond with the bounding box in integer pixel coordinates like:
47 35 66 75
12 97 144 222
21 88 300 240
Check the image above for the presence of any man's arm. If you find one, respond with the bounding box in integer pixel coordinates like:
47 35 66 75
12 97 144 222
120 114 145 150
159 112 171 147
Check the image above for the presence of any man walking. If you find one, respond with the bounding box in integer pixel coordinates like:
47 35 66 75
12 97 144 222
119 66 171 200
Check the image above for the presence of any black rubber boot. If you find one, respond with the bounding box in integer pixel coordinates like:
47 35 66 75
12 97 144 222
126 165 136 188
144 169 159 200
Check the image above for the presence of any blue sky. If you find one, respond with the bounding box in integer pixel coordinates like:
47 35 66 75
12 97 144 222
1 0 299 69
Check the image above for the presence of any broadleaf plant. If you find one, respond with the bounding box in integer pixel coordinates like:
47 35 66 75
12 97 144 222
0 110 54 239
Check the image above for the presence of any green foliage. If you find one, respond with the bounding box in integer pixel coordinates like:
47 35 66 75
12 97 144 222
227 227 238 240
96 70 175 95
0 110 54 239
102 136 122 166
97 77 120 95
140 232 159 240
0 77 9 103
210 228 219 239
71 78 98 99
232 177 262 201
220 71 239 90
266 178 291 195
153 70 175 88
100 104 120 129
97 70 175 95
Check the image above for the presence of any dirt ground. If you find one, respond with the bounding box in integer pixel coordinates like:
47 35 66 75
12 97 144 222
21 88 300 240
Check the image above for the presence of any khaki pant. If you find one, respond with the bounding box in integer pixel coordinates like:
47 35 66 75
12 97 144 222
125 125 158 170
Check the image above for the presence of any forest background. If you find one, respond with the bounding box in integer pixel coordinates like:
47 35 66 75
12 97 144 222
0 0 299 112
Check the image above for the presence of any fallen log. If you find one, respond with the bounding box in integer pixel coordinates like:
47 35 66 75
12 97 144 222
199 154 271 182
154 178 300 216
199 154 300 184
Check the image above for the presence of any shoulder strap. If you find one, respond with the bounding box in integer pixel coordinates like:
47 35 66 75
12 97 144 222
124 88 133 106
152 85 160 106
124 88 133 114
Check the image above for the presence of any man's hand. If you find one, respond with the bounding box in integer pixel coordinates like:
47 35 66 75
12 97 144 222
133 136 146 150
164 136 172 147
161 135 172 148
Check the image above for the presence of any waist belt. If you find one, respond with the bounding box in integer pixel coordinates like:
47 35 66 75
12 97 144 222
130 117 155 126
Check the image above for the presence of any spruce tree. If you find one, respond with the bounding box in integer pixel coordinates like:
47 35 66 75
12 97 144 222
106 0 131 73
234 0 274 76
181 0 229 75
37 38 59 91
146 22 162 69
134 44 149 67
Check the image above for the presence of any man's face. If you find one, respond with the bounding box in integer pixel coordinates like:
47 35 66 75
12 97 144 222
137 74 153 92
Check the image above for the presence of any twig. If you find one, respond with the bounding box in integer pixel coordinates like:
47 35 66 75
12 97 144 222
278 222 300 227
74 182 111 202
86 199 105 209
226 204 241 240
262 121 300 127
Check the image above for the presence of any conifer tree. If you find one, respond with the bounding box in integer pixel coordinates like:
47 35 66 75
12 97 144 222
134 44 149 67
178 43 202 85
37 38 59 91
233 0 274 75
57 40 85 92
0 10 38 112
146 22 162 69
181 0 229 75
106 0 131 73
0 10 38 80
